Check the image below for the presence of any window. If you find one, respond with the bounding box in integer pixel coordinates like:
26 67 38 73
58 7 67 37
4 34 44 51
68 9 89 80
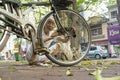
111 11 117 18
91 28 102 36
90 47 97 51
91 24 102 36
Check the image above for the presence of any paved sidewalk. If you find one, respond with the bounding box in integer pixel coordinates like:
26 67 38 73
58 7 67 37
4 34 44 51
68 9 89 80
0 61 120 80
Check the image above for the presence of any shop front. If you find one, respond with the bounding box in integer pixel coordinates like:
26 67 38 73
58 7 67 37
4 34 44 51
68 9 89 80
107 25 120 55
92 40 109 50
92 40 109 46
107 25 120 45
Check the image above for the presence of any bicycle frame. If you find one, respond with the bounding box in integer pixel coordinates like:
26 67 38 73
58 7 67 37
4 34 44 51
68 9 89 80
49 0 70 34
0 1 50 52
0 0 91 66
0 4 35 39
0 0 73 52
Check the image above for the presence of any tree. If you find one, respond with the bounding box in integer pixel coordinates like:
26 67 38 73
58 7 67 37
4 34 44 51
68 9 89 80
75 0 116 12
73 0 116 20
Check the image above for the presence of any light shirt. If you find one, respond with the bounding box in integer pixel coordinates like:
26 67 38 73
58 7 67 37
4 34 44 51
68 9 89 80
42 31 55 47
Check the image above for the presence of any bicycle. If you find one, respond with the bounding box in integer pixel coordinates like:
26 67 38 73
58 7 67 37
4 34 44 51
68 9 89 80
0 0 91 66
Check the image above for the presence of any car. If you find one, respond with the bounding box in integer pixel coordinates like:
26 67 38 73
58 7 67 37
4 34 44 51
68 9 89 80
86 46 109 59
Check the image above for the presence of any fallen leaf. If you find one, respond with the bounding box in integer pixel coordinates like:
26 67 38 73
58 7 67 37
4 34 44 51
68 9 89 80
66 67 73 76
8 66 16 71
91 68 120 80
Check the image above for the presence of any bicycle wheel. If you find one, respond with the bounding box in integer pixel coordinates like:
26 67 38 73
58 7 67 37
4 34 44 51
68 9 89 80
37 9 91 66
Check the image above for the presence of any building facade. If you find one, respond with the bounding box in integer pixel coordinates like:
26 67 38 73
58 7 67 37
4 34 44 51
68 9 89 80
107 4 120 55
87 4 120 56
87 16 109 49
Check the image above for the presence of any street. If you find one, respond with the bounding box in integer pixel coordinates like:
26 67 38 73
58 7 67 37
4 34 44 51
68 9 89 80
0 59 120 80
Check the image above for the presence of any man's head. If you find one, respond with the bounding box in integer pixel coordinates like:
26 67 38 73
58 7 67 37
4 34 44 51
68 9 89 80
45 18 55 31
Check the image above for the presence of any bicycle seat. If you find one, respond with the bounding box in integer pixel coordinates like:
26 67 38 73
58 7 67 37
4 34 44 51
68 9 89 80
2 0 21 6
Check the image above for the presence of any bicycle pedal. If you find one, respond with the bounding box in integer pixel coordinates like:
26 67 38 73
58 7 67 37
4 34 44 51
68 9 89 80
35 48 50 54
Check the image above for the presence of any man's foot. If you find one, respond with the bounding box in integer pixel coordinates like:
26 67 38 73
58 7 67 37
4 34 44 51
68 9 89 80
29 62 50 67
39 63 50 67
29 62 38 65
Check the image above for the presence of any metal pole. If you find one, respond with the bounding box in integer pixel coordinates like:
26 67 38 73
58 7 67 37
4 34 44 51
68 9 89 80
117 0 120 57
117 0 120 23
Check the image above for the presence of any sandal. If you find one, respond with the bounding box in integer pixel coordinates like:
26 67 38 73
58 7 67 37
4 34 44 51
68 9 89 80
29 61 38 65
39 63 50 67
29 61 50 67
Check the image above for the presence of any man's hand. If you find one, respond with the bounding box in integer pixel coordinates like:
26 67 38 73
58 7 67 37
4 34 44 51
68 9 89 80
44 37 54 42
57 36 69 43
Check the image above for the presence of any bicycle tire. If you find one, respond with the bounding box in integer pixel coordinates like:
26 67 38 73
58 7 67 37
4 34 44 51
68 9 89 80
37 9 91 66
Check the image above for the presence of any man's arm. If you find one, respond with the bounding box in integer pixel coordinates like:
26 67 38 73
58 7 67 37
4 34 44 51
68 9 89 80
57 36 69 43
44 37 54 42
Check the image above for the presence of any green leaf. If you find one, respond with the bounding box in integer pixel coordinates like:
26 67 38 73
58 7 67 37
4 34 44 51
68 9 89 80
77 0 84 3
92 0 98 3
81 61 91 66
